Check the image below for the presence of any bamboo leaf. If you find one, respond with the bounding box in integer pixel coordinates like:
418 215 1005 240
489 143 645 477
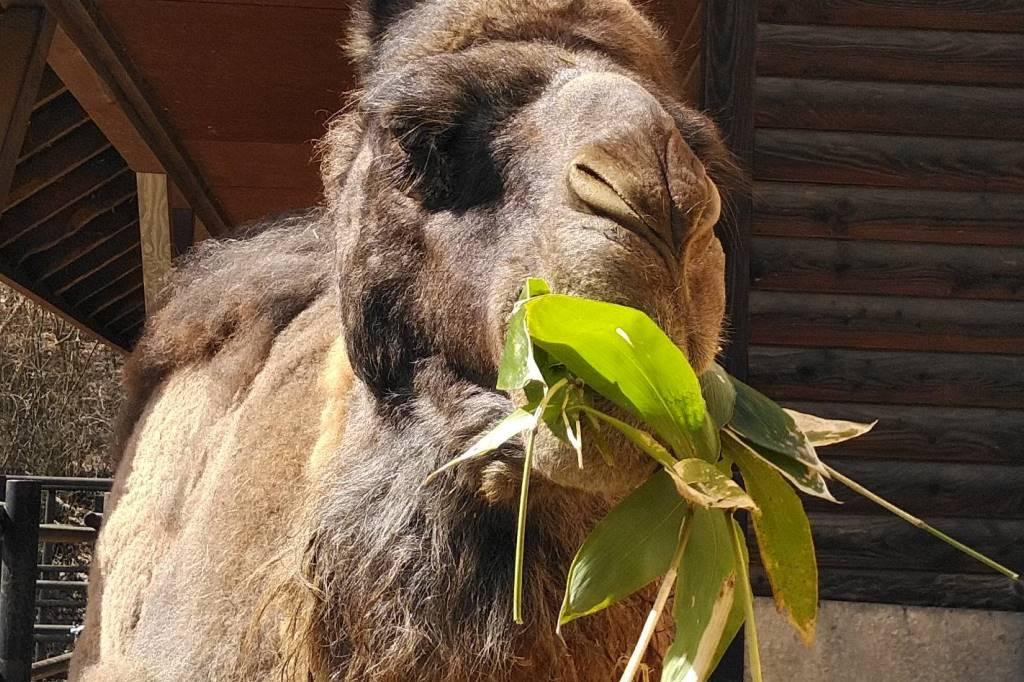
424 408 536 485
784 409 876 447
496 279 550 391
711 516 751 673
559 471 688 625
522 294 718 461
730 516 762 682
726 428 836 502
669 459 756 512
662 509 737 682
728 376 825 474
699 362 736 428
726 434 818 645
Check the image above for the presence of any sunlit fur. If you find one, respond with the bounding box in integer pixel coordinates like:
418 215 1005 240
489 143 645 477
70 1 738 680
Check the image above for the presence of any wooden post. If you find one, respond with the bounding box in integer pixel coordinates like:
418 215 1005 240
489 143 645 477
137 172 173 313
0 480 41 682
0 4 56 211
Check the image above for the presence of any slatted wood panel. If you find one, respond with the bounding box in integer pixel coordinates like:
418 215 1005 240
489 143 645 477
0 65 143 350
747 1 1024 610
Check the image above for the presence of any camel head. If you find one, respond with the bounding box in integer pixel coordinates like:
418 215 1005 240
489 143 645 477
324 0 737 497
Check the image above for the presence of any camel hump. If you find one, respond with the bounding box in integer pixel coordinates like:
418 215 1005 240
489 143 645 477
108 209 337 468
139 209 335 372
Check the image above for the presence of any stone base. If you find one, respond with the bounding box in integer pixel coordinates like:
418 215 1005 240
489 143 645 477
751 598 1024 681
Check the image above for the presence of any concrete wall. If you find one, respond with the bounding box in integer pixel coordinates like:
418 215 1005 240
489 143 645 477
752 598 1024 681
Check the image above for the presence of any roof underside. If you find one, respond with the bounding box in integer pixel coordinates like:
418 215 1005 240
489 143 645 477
0 65 142 349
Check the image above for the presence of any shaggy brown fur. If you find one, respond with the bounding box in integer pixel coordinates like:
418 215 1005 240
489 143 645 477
71 1 738 680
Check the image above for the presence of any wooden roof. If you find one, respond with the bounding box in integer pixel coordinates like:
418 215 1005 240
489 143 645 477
0 1 700 352
69 0 700 227
1 65 143 348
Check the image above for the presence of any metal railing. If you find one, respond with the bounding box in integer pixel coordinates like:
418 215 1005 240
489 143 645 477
0 476 112 682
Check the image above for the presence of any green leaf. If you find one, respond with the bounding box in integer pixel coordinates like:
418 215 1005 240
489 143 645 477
522 294 718 461
496 280 550 391
559 471 688 625
729 516 763 682
669 459 756 512
699 362 736 428
424 408 537 485
726 428 836 502
728 376 826 474
783 408 876 448
662 509 737 682
726 433 818 645
711 516 751 673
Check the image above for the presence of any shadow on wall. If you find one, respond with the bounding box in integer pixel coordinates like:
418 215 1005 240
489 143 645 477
754 598 1024 681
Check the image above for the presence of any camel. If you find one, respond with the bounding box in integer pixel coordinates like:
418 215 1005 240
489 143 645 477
69 1 737 680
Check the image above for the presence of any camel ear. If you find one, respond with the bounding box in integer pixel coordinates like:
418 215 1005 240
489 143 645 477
347 1 422 71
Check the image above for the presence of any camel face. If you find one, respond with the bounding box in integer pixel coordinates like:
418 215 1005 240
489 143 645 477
328 1 734 494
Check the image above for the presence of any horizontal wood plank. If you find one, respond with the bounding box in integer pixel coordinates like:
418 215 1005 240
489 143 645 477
754 130 1024 193
747 345 1024 409
803 462 1024 519
757 24 1024 87
759 0 1024 33
750 291 1024 354
781 401 1024 466
756 78 1024 140
753 183 1024 247
747 514 1024 573
749 566 1024 611
751 237 1024 301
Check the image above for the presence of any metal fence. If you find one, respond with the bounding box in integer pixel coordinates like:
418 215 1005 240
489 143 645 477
0 476 112 682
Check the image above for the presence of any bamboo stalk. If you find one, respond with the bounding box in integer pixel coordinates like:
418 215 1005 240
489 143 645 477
825 465 1020 582
513 378 569 624
619 509 695 682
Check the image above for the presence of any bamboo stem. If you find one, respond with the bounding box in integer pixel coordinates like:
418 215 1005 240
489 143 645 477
825 464 1020 582
513 379 569 624
729 518 762 682
619 509 695 682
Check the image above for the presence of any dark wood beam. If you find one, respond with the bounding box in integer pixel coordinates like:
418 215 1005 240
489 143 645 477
18 190 136 264
704 1 756 380
42 0 229 235
6 122 111 206
45 231 138 294
0 4 55 211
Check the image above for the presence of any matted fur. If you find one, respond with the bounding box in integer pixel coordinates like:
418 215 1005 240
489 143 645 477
71 1 738 680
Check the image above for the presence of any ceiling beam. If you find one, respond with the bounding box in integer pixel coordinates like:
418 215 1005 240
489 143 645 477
42 0 229 236
0 4 55 212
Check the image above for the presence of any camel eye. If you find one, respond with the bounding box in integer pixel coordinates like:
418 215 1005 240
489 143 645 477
383 101 503 209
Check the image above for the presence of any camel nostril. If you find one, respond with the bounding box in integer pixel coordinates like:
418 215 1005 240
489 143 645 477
566 144 676 263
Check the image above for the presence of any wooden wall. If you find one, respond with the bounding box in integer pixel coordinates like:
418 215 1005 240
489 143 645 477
743 1 1024 610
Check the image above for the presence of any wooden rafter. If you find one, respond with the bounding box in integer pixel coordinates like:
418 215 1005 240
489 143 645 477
0 3 55 211
42 0 229 236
